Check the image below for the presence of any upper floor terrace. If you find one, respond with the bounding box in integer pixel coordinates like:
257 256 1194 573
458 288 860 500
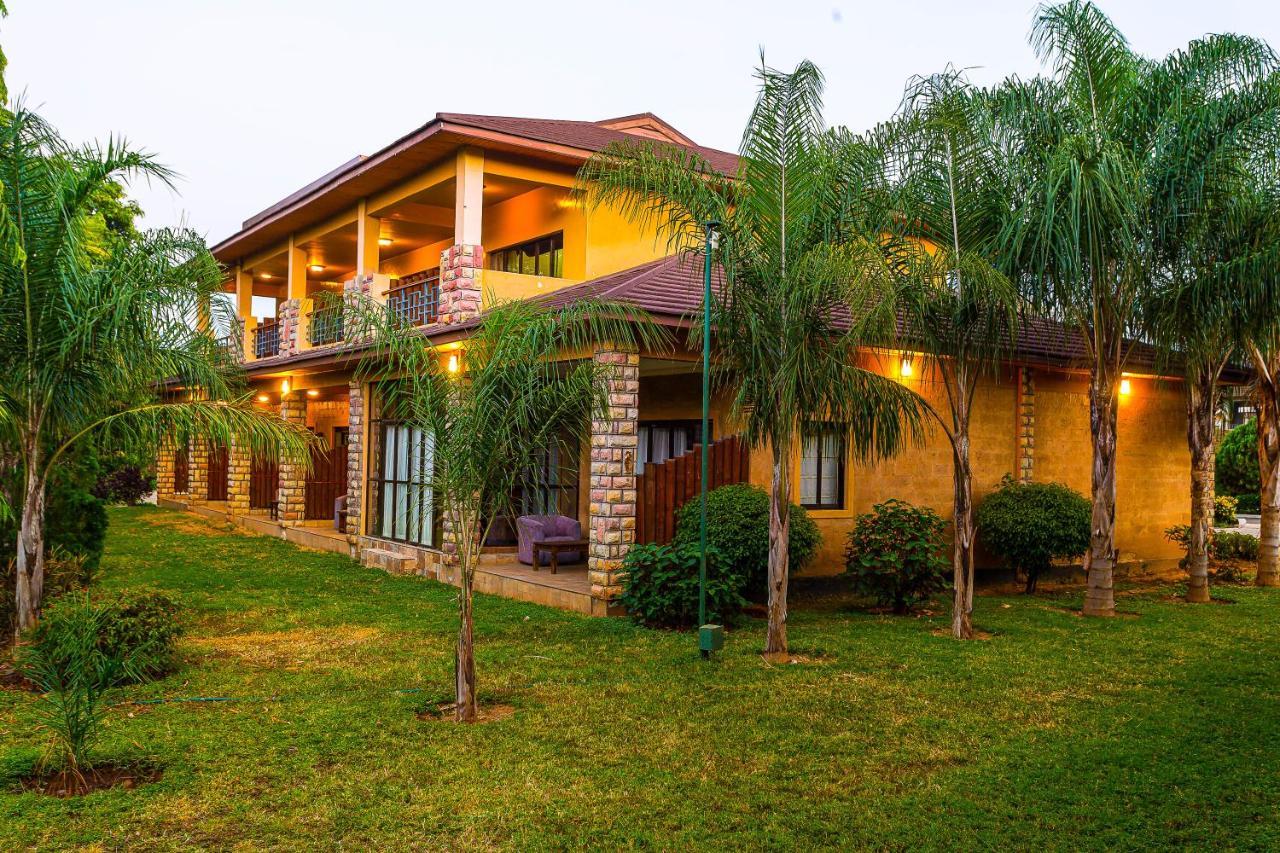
212 113 737 365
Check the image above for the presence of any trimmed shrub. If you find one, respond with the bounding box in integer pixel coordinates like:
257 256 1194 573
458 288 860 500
1214 494 1239 526
1215 530 1259 562
25 589 183 684
1235 492 1261 514
673 483 820 601
976 476 1091 593
843 499 949 614
619 542 743 628
1216 419 1258 496
1164 525 1259 578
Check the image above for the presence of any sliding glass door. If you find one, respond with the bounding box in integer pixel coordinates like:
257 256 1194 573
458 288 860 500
372 422 437 547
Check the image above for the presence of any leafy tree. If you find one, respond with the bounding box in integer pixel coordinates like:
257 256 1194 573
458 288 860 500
350 296 660 722
579 60 929 657
0 106 315 638
1216 419 1260 497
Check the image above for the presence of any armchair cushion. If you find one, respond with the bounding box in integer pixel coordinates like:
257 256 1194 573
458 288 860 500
516 514 584 565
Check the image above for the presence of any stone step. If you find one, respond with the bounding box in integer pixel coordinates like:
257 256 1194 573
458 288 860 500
361 547 418 576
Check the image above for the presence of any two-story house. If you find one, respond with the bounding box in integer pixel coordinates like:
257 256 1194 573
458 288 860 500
156 111 1196 616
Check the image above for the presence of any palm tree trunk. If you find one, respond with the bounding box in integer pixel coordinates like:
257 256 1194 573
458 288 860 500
1185 368 1216 603
951 408 975 640
1084 367 1119 616
764 441 792 657
1256 375 1280 587
453 508 478 723
13 441 46 640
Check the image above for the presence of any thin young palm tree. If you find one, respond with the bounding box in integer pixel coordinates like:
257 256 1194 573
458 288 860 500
579 59 929 656
874 71 1020 639
0 105 315 637
348 295 662 721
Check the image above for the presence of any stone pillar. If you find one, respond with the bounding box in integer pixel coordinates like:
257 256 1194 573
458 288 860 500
1017 366 1036 483
156 436 176 498
588 345 640 605
345 381 365 542
226 437 252 517
277 298 303 358
189 440 210 505
277 393 309 524
438 244 483 324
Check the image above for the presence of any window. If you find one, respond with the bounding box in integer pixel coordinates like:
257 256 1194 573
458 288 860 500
489 232 564 278
371 421 438 547
800 425 845 509
636 420 706 473
518 441 579 518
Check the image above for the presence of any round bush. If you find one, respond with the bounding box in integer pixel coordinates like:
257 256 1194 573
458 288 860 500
619 542 744 628
843 499 949 614
1216 419 1258 496
673 484 820 601
976 477 1090 593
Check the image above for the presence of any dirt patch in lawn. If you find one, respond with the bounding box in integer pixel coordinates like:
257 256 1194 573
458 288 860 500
20 762 162 797
929 628 997 640
760 649 836 665
417 701 516 724
0 664 39 692
138 513 247 538
190 626 381 670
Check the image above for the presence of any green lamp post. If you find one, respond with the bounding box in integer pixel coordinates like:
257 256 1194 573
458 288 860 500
699 220 724 658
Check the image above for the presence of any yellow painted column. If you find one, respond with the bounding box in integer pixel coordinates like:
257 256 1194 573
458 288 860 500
439 148 485 324
356 200 381 279
234 266 253 360
284 236 310 354
455 147 484 245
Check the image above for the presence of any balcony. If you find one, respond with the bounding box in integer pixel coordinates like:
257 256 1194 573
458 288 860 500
254 320 280 359
387 270 440 327
308 304 344 346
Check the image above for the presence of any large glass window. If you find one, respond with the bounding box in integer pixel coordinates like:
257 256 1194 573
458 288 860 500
489 232 564 278
800 425 846 509
636 420 706 473
372 421 438 547
519 441 579 518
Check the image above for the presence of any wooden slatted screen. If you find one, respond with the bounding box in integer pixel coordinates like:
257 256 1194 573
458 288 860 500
636 434 750 545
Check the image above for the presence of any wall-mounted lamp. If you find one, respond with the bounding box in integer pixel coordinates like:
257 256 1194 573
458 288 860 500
1119 378 1132 396
900 356 914 378
447 352 461 375
281 378 291 395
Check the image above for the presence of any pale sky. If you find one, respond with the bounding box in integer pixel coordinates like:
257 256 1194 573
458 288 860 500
5 0 1278 245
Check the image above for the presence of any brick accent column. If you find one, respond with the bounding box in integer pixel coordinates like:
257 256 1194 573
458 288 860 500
345 381 365 541
588 345 640 604
189 441 210 505
1017 366 1036 483
277 393 308 524
156 436 176 497
278 298 303 357
226 437 252 517
438 244 483 324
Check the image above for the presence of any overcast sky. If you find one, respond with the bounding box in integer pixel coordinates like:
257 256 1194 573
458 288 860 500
5 0 1278 245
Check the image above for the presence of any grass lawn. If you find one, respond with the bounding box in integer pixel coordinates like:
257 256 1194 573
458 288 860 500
2 505 1279 850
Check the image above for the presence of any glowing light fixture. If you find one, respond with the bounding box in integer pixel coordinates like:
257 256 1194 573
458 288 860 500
378 237 393 247
900 356 914 378
309 264 325 274
256 394 269 403
281 378 291 395
306 389 319 398
1119 378 1132 396
260 272 273 280
447 352 461 374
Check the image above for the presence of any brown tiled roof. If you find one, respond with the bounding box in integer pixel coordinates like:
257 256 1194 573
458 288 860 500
436 113 739 175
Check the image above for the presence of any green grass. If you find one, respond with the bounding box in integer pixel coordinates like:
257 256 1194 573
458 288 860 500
2 506 1278 850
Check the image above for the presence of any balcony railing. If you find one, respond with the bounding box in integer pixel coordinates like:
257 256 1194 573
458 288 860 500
254 320 280 359
216 331 242 357
308 304 344 346
387 269 440 327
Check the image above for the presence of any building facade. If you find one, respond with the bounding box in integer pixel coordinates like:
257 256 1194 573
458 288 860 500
157 111 1195 615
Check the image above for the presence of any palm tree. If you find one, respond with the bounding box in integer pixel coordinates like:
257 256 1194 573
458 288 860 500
580 60 929 656
1144 41 1280 602
0 105 315 637
348 296 661 721
874 72 1020 639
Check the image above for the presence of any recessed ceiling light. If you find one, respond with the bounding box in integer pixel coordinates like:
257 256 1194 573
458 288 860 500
378 237 393 247
309 264 325 273
260 272 273 280
306 389 320 397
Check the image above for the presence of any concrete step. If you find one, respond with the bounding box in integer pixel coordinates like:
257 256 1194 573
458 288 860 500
361 547 418 576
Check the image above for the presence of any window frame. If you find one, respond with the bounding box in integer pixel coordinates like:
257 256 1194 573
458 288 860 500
488 231 565 279
799 423 847 510
636 419 709 473
369 418 440 548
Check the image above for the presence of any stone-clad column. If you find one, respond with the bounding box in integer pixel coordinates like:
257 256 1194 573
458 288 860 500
1017 366 1036 484
226 437 252 517
588 345 640 605
277 299 303 357
156 436 176 498
345 381 365 541
438 245 483 325
189 441 210 505
277 393 309 524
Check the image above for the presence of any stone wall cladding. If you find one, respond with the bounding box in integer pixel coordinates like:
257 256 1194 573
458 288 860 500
277 394 308 523
227 436 252 515
156 436 176 497
588 346 640 603
1017 366 1036 483
189 440 210 505
278 298 302 357
345 381 365 542
438 244 483 325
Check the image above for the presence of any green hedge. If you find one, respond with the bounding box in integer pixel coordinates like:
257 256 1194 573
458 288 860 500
619 542 744 628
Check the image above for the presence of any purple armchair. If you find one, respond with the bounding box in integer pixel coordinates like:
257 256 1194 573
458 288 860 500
517 515 584 566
